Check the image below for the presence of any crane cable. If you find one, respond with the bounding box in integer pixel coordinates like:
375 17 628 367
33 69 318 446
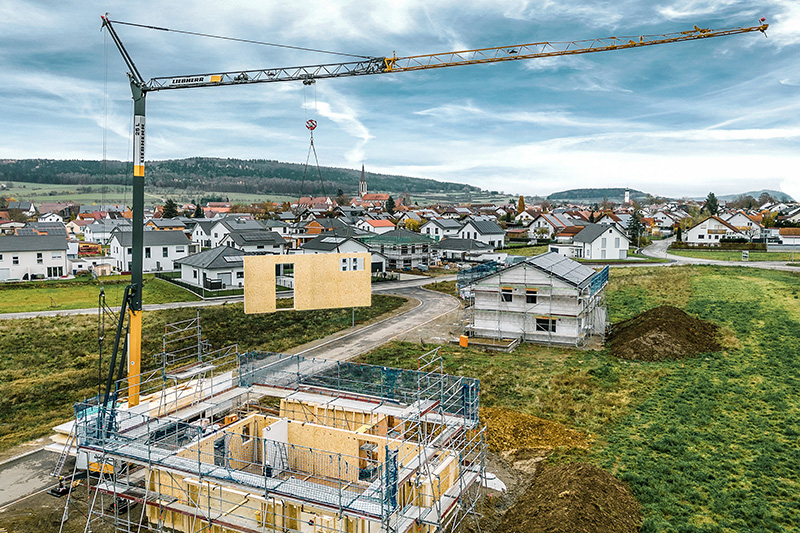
107 18 373 60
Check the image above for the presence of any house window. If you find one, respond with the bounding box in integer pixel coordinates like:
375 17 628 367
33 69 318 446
237 271 244 279
526 289 538 304
162 247 169 257
601 237 607 247
13 255 19 265
341 258 349 271
698 234 704 239
193 269 198 279
176 246 184 253
0 254 3 261
52 252 62 260
37 253 43 264
614 237 620 248
501 287 513 302
350 257 364 271
127 247 132 255
145 248 151 258
536 318 556 332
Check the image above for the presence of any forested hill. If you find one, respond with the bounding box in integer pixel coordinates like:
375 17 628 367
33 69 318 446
0 158 480 196
547 187 648 204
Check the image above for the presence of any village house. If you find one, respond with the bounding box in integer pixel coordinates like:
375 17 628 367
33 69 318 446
298 234 387 273
221 230 287 254
549 223 630 260
84 219 131 244
683 216 748 245
466 251 609 347
420 218 462 242
208 216 264 248
362 229 433 270
175 245 245 290
355 218 396 234
0 234 69 281
457 219 505 249
108 229 193 272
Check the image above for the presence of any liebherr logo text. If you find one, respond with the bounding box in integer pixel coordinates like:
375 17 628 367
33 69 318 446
135 120 145 164
172 77 204 84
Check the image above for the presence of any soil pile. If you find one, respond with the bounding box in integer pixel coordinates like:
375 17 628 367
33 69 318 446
608 305 720 361
496 463 642 533
482 408 588 453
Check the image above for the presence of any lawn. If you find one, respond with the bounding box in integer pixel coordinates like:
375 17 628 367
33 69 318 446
358 265 800 532
504 244 549 256
669 249 798 262
0 294 405 451
0 275 200 313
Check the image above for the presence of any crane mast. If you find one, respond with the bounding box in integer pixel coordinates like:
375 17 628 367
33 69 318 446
99 15 767 408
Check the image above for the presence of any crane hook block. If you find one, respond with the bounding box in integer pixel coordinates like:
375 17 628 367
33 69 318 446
306 119 317 131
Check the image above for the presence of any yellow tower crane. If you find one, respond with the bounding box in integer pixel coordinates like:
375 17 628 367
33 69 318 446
99 15 767 409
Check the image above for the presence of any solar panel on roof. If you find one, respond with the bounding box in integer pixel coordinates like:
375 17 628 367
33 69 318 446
223 255 244 263
321 237 346 244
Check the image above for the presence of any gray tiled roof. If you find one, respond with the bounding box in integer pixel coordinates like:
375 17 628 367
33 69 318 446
0 235 68 252
110 230 190 247
573 223 621 244
175 245 244 269
462 219 504 235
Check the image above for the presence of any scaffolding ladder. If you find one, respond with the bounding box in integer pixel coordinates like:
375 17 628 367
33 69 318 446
50 424 76 478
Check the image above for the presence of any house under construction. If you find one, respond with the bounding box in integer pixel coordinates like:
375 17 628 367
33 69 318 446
51 317 485 533
460 252 609 347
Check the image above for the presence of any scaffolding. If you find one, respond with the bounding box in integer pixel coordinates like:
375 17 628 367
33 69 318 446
61 323 485 533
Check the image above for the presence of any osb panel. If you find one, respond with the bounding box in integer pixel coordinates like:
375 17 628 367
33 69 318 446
244 253 372 314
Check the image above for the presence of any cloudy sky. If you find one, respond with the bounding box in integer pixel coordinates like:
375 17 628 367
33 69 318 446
2 1 798 200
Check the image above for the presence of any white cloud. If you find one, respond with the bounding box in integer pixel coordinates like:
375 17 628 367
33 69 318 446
307 88 373 164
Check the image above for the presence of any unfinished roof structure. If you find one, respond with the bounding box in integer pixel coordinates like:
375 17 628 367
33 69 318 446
54 317 485 533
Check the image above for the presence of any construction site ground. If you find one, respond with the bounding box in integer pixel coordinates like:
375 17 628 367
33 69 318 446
4 265 800 531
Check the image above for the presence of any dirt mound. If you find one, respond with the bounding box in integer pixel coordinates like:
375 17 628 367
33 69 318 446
608 305 721 361
482 408 588 453
496 463 642 533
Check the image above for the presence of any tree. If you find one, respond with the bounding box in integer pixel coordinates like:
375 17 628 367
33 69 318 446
758 192 775 206
193 204 204 218
676 226 683 242
405 219 421 232
762 212 778 228
517 195 525 214
385 196 396 215
335 188 349 207
703 192 719 216
588 212 595 223
628 209 646 248
0 196 7 209
162 198 179 218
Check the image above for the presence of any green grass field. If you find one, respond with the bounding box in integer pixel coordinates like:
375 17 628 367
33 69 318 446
360 265 800 532
504 244 549 256
1 181 296 206
669 249 798 262
0 295 405 451
0 276 200 314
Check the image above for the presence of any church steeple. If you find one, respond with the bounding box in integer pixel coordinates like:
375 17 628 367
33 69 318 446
359 163 367 197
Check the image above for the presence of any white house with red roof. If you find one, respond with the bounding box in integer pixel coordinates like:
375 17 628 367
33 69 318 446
356 218 396 235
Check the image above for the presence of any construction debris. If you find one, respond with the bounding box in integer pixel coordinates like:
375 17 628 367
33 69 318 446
496 462 642 533
608 305 721 361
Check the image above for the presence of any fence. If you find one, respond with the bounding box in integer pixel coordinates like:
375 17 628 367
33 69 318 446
155 271 245 298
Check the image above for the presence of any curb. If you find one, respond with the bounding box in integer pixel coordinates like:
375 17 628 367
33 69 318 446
0 447 46 469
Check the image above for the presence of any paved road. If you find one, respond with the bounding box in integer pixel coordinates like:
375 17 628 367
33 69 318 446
0 276 460 509
293 283 460 361
0 274 458 321
642 237 800 272
0 449 61 512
